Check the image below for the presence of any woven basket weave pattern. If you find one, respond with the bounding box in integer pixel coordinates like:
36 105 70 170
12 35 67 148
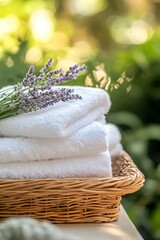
0 152 144 223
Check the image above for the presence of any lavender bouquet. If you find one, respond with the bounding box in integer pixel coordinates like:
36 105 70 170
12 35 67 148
0 58 86 120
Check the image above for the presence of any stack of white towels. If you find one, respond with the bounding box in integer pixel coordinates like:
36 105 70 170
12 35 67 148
0 86 123 179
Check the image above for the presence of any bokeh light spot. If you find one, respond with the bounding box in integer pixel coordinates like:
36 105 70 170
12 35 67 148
65 0 107 16
111 18 153 45
25 47 43 64
29 10 55 42
0 15 19 39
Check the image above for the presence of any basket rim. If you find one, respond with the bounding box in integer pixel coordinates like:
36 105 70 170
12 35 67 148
0 151 144 196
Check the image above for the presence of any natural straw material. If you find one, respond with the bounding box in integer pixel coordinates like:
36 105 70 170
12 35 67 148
0 151 144 223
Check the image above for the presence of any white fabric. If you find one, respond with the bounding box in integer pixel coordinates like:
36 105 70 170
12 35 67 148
0 122 107 163
0 151 112 179
0 86 111 138
105 123 121 149
105 123 123 156
109 143 123 157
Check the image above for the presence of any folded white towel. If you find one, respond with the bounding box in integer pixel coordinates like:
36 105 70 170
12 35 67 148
0 122 107 163
109 143 123 157
0 151 112 179
105 123 123 156
0 86 111 138
105 123 121 149
105 123 123 157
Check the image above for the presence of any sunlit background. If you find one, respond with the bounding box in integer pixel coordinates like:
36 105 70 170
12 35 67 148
1 0 159 67
0 0 160 239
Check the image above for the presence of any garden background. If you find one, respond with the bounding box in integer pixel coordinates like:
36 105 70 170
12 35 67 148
0 0 160 239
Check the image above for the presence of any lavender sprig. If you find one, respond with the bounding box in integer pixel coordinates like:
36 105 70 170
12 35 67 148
0 58 86 119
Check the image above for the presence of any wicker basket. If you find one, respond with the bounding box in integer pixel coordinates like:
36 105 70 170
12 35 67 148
0 151 144 223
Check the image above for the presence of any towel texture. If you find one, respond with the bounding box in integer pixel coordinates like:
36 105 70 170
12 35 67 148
0 87 124 180
0 151 112 179
105 123 123 156
0 86 111 138
105 123 121 149
109 143 123 157
0 122 107 163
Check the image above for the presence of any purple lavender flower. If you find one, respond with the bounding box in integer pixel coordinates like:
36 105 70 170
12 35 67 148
0 58 86 118
22 65 35 87
18 88 82 114
17 59 86 114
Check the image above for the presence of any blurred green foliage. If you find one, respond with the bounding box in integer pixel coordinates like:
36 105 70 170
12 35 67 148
0 0 160 239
